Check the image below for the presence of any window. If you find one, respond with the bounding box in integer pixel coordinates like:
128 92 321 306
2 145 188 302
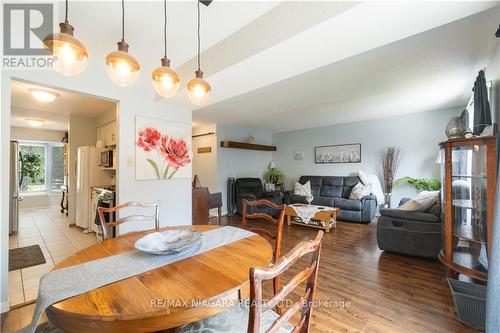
19 141 65 193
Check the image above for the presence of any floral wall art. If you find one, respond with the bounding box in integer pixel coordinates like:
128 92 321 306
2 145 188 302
135 116 192 180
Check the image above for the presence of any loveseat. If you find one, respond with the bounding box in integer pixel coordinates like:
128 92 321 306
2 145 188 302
283 175 377 223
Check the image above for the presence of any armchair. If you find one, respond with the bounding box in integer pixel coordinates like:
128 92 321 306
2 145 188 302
377 198 442 258
234 178 282 216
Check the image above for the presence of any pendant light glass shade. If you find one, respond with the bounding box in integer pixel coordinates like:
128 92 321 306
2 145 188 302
187 70 211 106
152 58 180 98
43 22 88 76
106 41 140 87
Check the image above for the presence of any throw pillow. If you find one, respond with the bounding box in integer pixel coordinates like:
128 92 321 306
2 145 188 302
358 170 384 204
399 191 440 212
294 181 313 203
349 182 372 200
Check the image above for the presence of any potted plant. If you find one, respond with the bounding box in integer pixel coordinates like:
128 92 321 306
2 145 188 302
263 164 285 192
395 177 441 191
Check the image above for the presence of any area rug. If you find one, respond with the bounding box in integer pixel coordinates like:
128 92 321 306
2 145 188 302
9 245 46 271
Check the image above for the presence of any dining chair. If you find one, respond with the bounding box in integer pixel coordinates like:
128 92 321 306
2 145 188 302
242 199 285 296
97 201 160 240
242 199 285 262
179 230 324 333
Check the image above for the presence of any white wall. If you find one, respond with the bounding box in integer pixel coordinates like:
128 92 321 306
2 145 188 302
486 43 500 124
95 108 117 127
216 124 273 214
19 194 61 210
10 126 66 142
272 107 463 207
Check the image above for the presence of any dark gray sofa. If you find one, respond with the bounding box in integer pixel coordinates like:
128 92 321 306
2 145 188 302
283 175 377 223
377 198 442 258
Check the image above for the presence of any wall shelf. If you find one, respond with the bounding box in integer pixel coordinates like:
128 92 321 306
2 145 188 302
220 140 276 151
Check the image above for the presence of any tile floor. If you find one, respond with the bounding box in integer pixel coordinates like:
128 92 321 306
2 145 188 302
8 207 98 307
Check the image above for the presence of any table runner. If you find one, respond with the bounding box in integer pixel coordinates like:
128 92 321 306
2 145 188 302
16 226 256 333
289 204 330 226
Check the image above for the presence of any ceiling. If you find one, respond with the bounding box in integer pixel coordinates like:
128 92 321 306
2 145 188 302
189 1 500 132
10 80 116 131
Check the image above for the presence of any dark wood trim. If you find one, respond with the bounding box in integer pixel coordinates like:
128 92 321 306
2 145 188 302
440 135 496 282
196 146 212 153
220 140 276 151
192 132 215 138
439 251 488 282
439 135 496 148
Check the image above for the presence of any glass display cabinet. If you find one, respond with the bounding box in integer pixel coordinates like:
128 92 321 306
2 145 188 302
439 136 497 282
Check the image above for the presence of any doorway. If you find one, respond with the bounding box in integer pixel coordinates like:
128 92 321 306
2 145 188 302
8 79 118 307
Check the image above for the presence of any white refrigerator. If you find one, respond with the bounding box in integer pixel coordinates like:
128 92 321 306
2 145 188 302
75 146 111 231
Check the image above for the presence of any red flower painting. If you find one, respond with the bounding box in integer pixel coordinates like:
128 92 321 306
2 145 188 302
136 127 191 179
136 128 161 151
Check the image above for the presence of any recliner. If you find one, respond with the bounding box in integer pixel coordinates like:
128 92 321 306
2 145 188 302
234 178 282 215
377 198 443 258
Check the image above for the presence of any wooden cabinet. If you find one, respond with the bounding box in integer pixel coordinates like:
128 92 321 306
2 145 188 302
97 121 117 147
439 136 496 282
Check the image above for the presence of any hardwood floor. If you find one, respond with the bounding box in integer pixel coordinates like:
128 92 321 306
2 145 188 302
1 216 478 333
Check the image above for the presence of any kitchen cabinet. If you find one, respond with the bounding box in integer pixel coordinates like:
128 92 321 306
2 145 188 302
97 121 117 147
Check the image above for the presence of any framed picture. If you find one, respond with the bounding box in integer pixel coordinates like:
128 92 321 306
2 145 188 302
135 116 192 180
294 151 304 160
314 143 361 164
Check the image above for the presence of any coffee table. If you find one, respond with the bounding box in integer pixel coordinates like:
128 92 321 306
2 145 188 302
285 204 339 233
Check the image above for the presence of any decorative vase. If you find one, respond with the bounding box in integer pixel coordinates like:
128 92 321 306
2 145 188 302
446 116 466 139
384 193 392 208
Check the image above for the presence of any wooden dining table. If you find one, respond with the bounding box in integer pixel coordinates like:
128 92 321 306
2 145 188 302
45 225 273 333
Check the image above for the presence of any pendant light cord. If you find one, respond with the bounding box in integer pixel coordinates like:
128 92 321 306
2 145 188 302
197 0 201 71
65 0 68 23
121 0 125 42
163 0 167 58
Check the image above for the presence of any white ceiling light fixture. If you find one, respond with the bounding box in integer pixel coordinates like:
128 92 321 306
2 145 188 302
26 119 46 127
29 88 59 102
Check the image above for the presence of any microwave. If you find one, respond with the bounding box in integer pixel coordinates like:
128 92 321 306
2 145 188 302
99 149 114 168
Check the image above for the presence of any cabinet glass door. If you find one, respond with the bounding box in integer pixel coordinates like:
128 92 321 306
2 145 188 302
451 144 488 273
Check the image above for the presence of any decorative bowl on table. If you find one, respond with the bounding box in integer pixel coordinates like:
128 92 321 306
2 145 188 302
134 229 202 255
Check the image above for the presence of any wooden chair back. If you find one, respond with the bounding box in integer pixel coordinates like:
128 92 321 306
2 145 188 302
242 199 285 297
242 199 285 262
97 201 160 240
248 231 324 333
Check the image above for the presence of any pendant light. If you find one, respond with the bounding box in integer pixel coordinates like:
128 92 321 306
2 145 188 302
187 0 211 106
151 0 180 98
105 0 140 87
43 0 88 76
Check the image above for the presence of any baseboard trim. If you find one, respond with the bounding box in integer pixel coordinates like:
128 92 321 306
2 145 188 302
1 300 10 313
8 299 36 311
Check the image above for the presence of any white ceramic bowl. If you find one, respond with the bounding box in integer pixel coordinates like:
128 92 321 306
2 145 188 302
134 229 202 255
